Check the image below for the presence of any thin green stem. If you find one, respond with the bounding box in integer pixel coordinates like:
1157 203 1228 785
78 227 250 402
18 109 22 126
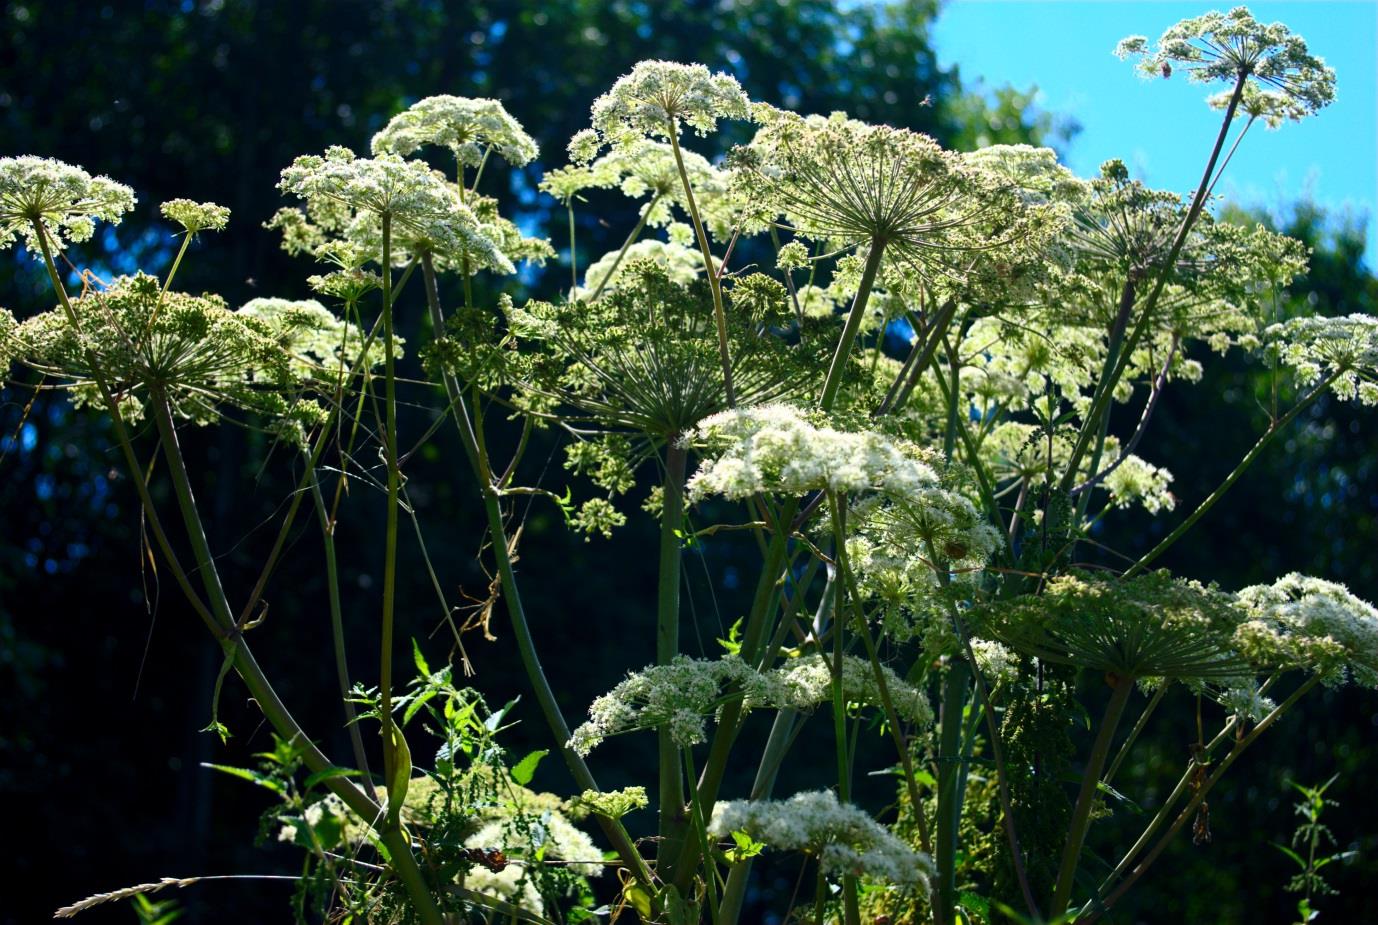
587 192 662 302
683 747 722 925
1052 674 1135 915
1125 371 1339 577
1104 684 1167 789
309 468 371 779
378 212 403 829
668 127 735 406
819 239 886 412
826 492 860 925
1085 675 1322 922
1061 72 1249 490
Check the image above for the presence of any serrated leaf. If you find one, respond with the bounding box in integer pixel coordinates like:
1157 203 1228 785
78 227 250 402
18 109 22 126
412 638 430 677
511 749 549 786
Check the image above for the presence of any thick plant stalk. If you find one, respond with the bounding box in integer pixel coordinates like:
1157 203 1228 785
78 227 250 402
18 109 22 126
656 443 690 873
378 212 405 831
418 254 653 888
668 127 735 406
934 660 970 925
1051 673 1135 915
819 238 886 412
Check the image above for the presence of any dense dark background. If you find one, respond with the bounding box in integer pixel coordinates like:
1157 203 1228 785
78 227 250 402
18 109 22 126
2 2 1374 923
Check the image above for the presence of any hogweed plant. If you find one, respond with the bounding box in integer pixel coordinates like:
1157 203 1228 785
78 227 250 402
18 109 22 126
5 6 1375 924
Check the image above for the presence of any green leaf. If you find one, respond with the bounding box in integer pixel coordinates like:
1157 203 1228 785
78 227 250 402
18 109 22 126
303 766 363 791
202 762 285 795
200 720 232 744
511 749 549 786
412 637 430 677
716 617 744 656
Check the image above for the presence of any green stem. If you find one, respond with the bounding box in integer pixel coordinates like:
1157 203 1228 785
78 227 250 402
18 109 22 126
1085 675 1321 922
668 127 735 406
1104 683 1167 789
1124 371 1338 577
1061 73 1248 490
935 660 970 925
683 747 722 925
419 254 652 888
826 493 860 925
657 442 690 875
309 469 371 779
1051 674 1135 915
567 202 578 295
717 708 798 925
378 212 403 828
587 192 662 302
32 220 441 922
819 239 886 412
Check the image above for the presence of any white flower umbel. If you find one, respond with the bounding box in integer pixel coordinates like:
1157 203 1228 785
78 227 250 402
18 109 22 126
1104 454 1177 514
1116 6 1335 118
577 239 705 298
239 296 390 380
1236 573 1378 687
687 404 938 502
590 60 750 144
769 653 933 728
371 95 538 168
0 156 136 252
1265 314 1378 406
708 790 934 889
160 199 230 235
568 654 778 755
278 146 513 274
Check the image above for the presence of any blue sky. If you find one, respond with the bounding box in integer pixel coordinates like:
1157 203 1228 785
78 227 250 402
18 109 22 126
932 1 1378 266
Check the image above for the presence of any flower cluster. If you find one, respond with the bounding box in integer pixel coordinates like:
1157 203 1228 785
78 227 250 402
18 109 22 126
1235 574 1378 687
371 95 539 168
278 146 513 274
976 571 1249 682
687 404 938 501
1116 6 1335 117
160 198 230 235
574 786 649 820
708 790 934 888
0 156 136 252
589 60 750 144
568 654 772 755
238 296 392 381
1265 314 1378 405
770 653 933 728
11 273 309 424
734 109 1023 278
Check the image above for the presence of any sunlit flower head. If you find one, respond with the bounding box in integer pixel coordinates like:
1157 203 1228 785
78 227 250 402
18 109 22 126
590 60 750 145
709 790 934 889
370 95 539 168
1116 6 1335 117
734 108 1027 280
1265 313 1378 406
0 156 136 252
160 199 230 236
